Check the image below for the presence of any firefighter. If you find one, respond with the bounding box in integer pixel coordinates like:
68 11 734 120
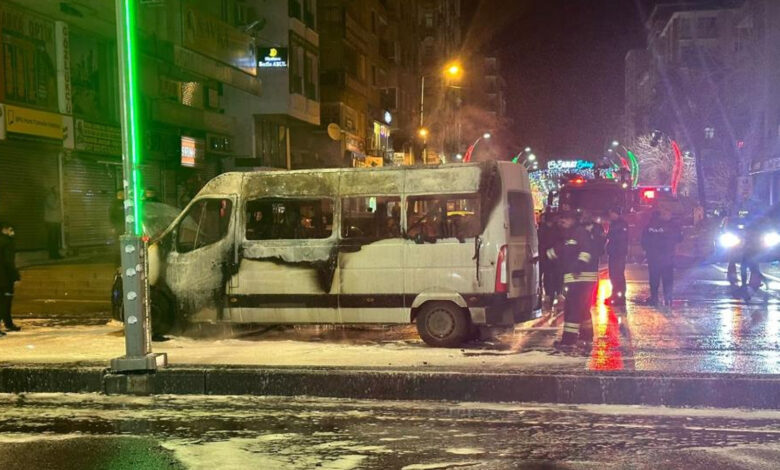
546 211 599 353
605 207 629 305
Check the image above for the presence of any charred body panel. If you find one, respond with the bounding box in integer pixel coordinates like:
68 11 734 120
149 163 538 343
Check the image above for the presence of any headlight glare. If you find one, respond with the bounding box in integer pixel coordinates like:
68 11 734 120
719 232 741 249
763 231 780 248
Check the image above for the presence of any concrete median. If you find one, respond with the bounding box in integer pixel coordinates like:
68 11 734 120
2 365 780 409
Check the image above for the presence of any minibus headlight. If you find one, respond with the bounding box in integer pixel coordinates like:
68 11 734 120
763 231 780 248
719 232 741 249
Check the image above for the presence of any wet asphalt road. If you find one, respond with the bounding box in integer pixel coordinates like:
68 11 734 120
10 263 780 374
2 393 780 469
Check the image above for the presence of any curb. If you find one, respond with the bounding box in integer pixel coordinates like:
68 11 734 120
3 365 780 408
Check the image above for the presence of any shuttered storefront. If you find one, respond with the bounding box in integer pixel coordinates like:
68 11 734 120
0 141 60 251
62 158 120 248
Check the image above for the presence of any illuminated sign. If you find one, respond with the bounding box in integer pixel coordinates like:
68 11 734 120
258 47 288 68
181 136 205 167
547 160 595 171
4 105 63 139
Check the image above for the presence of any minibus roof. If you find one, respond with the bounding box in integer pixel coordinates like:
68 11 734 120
196 161 527 198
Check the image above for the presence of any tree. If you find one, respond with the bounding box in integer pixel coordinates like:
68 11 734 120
630 133 698 197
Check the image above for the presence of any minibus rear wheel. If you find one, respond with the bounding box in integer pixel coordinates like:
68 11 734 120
416 301 471 348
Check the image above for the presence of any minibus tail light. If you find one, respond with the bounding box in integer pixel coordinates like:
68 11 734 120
496 245 508 293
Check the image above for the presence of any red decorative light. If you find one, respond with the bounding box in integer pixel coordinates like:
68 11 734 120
570 177 585 185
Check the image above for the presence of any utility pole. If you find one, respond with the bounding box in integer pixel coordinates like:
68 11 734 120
110 0 166 373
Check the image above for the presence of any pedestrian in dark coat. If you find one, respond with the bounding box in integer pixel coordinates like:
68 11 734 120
641 210 682 306
538 212 562 306
605 208 629 305
0 221 21 334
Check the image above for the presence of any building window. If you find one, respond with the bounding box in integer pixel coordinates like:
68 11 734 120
697 17 717 39
304 0 316 29
289 42 304 95
678 18 693 39
424 12 433 28
704 127 716 140
289 0 303 21
304 52 318 100
256 119 288 168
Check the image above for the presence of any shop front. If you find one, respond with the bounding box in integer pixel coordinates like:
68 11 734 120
0 104 65 251
750 157 780 206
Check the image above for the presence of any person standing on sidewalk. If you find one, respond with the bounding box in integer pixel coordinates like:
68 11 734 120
44 186 63 260
546 211 599 353
641 209 682 307
538 212 562 309
0 221 21 334
605 207 629 306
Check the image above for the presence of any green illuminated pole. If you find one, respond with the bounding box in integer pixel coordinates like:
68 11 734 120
111 0 165 373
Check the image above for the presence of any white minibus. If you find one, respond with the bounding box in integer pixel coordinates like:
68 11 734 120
147 161 539 347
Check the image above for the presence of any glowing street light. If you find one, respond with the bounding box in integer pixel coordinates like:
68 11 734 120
483 132 492 139
418 128 429 138
611 140 620 148
445 62 463 78
527 153 537 162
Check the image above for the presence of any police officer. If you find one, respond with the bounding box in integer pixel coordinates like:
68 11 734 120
641 209 682 307
0 221 21 335
546 211 599 352
605 207 629 305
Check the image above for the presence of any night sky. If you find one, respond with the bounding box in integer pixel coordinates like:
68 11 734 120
461 0 659 161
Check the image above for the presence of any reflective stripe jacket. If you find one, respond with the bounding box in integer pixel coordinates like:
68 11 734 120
546 225 599 284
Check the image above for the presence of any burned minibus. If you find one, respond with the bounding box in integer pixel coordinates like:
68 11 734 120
146 161 539 347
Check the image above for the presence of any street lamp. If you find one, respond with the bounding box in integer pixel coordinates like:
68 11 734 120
420 60 463 164
463 132 491 163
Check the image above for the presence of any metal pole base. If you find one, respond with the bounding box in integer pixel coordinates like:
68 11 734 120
111 352 167 373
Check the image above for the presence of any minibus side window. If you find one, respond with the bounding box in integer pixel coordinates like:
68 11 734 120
406 194 482 240
246 198 333 240
176 199 233 253
342 196 402 240
508 192 534 237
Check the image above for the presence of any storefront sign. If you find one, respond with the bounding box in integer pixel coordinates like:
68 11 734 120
750 157 780 174
365 156 384 167
0 3 58 109
75 119 121 155
4 104 63 139
257 47 288 68
55 21 72 115
181 1 257 76
181 136 205 167
547 159 594 171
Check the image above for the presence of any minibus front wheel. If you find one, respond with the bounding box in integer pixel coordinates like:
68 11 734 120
416 301 471 348
150 288 176 337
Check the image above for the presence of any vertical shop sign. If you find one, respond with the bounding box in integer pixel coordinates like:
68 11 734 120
55 21 73 115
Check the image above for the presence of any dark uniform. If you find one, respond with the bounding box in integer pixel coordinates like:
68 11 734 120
538 214 562 302
547 221 599 347
641 214 682 305
0 228 20 332
606 215 629 302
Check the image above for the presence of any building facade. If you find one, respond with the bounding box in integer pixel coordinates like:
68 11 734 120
225 0 320 171
0 0 264 252
419 0 462 164
625 0 752 206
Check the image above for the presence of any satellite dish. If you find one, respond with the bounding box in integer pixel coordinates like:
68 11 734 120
327 123 342 141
